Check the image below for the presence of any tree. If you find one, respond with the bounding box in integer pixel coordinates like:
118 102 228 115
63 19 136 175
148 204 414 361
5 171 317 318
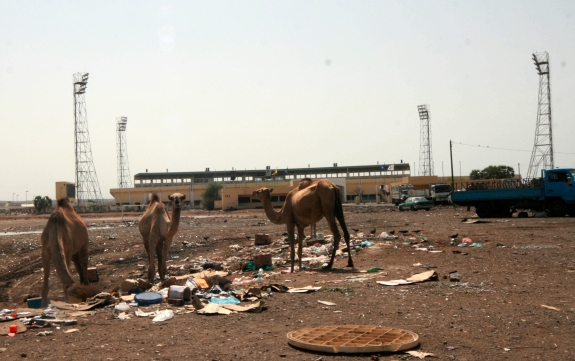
470 165 515 180
33 196 53 214
201 182 222 210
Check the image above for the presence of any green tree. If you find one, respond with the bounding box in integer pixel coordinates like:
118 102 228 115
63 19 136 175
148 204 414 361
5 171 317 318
469 169 484 180
33 196 53 214
469 165 514 180
201 182 222 210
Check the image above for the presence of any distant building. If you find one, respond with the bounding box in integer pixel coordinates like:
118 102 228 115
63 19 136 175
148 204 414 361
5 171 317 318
109 163 451 210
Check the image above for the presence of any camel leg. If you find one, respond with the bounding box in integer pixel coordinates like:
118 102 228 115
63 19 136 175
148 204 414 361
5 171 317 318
335 210 354 269
72 243 90 285
287 224 296 273
159 238 171 281
296 225 306 271
41 253 51 308
326 216 341 269
147 234 160 282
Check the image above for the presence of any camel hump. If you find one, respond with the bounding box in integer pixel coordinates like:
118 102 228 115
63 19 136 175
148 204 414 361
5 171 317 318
298 178 315 190
57 198 74 210
47 209 67 226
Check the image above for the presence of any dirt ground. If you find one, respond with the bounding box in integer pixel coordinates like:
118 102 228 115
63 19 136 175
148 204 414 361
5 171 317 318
1 204 575 360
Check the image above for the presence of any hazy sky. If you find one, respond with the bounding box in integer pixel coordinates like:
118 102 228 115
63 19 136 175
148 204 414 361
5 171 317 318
1 1 574 201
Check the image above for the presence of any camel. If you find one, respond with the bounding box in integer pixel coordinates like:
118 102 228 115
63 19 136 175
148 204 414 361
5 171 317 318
252 178 354 272
41 198 90 307
138 193 186 282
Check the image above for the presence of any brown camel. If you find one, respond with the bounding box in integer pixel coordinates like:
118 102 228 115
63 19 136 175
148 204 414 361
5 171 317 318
138 193 186 282
41 198 90 307
252 178 354 272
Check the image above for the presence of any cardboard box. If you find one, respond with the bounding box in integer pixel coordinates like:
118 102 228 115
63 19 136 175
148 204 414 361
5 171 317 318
87 267 99 283
253 254 272 269
255 233 271 245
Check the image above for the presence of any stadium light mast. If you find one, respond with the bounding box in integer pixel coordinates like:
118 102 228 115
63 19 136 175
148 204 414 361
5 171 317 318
417 104 433 176
73 72 103 208
116 116 133 188
527 51 554 178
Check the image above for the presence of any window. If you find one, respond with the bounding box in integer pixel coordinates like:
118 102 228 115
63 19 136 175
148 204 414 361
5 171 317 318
549 172 568 182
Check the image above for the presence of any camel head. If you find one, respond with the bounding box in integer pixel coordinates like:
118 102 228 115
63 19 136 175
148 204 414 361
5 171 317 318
252 188 273 202
168 193 186 208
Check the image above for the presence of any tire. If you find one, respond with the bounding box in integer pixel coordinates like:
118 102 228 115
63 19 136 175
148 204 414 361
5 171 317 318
411 206 417 211
549 200 567 217
475 202 493 218
494 206 513 218
399 206 404 212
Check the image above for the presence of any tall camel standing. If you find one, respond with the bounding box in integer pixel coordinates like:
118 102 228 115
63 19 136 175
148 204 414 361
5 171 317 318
41 198 90 307
138 193 186 282
252 178 354 272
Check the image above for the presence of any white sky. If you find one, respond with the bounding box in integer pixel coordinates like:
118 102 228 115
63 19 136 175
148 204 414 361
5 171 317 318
1 1 574 201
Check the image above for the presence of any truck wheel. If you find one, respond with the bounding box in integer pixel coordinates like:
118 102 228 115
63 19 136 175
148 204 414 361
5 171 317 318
411 206 417 211
549 201 567 217
494 206 513 218
475 202 493 218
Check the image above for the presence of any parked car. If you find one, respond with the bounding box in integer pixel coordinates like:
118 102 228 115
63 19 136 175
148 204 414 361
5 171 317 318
398 197 433 211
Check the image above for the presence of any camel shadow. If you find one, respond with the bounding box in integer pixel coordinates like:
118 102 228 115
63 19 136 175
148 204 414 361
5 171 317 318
315 267 361 274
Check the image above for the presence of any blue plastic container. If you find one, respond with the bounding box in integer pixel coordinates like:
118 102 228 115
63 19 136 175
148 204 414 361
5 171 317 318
27 297 42 309
134 292 163 306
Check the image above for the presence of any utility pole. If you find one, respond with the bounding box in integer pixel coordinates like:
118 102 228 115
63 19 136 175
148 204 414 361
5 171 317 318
450 140 455 190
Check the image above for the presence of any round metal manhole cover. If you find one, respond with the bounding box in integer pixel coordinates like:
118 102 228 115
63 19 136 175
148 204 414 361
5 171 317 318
287 325 419 354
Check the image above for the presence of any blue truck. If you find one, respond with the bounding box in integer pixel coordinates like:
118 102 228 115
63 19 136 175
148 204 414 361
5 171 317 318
450 168 575 217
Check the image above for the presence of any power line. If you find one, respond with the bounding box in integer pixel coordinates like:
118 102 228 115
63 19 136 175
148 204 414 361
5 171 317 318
453 141 575 155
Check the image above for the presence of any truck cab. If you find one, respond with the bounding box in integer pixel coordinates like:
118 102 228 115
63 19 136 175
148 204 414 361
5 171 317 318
429 183 452 204
543 168 575 216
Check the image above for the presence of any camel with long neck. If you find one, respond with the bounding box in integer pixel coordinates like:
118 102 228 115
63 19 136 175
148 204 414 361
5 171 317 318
138 193 186 282
252 178 354 272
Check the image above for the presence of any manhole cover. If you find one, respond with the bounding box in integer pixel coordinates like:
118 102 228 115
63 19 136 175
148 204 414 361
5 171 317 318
287 325 419 354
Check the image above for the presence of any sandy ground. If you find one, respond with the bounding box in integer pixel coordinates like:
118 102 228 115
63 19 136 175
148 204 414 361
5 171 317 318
1 204 575 360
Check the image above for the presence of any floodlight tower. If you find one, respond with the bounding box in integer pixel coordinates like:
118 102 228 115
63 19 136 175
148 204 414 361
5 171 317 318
417 104 433 176
116 116 133 188
527 51 554 179
73 72 103 206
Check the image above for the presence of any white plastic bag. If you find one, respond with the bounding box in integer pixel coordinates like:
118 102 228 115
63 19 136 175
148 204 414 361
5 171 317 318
152 309 174 322
114 302 130 312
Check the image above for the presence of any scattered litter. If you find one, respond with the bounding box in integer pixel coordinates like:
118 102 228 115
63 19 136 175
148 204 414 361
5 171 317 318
37 331 53 336
135 309 156 317
462 237 473 243
541 304 561 311
64 328 80 334
449 271 460 282
209 296 241 305
406 350 435 359
377 270 437 286
195 304 233 315
287 286 322 293
318 300 336 306
470 243 483 248
152 310 174 322
114 302 130 312
461 218 491 224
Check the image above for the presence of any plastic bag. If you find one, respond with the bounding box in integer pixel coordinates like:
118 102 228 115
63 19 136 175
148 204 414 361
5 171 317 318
152 309 174 322
114 302 130 312
209 296 240 305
